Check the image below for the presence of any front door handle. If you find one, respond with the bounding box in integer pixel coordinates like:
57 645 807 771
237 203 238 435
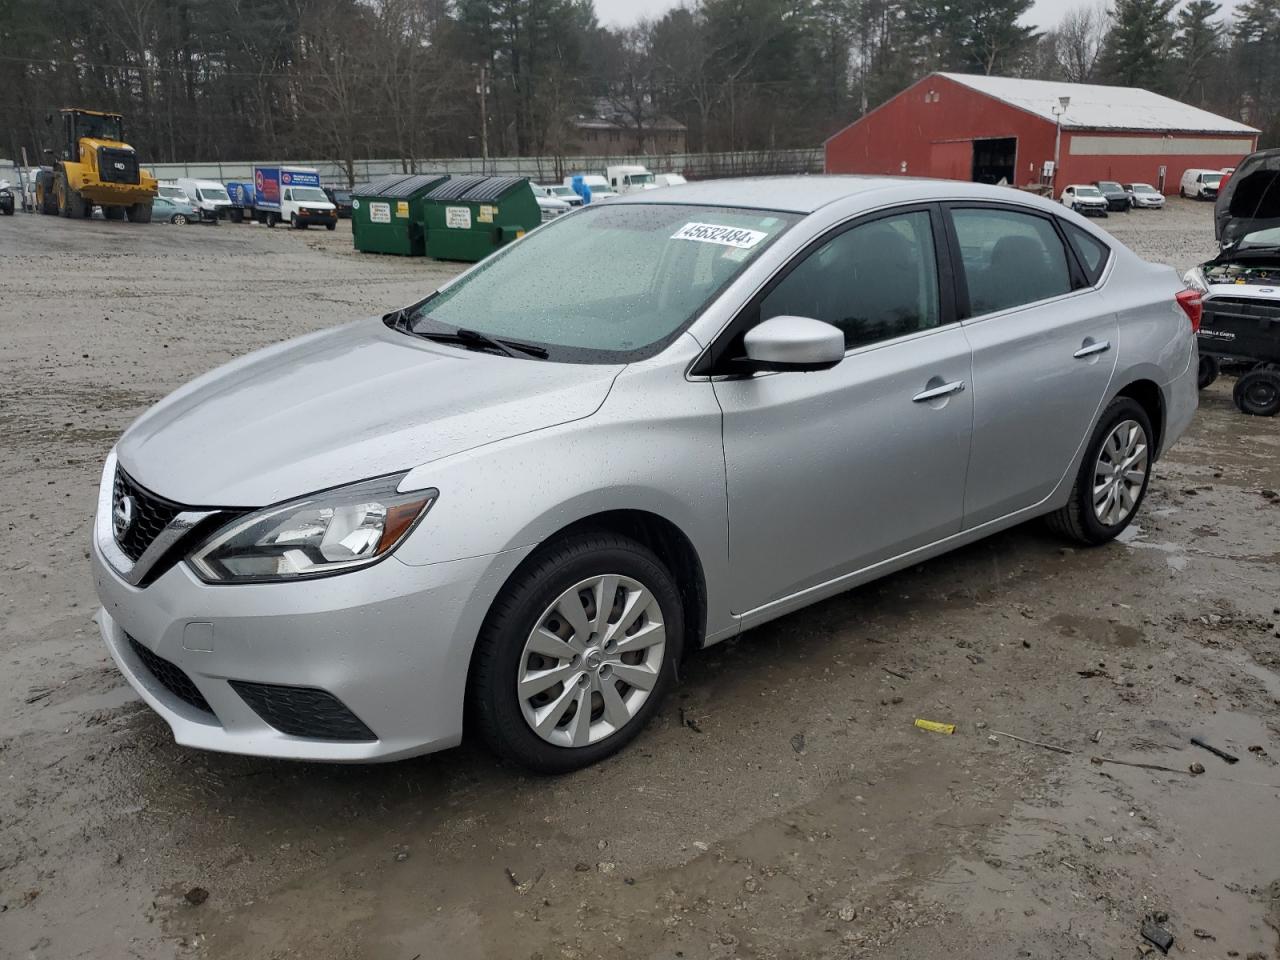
913 379 966 402
1074 339 1111 359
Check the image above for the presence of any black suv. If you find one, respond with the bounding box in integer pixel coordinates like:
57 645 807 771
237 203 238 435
1093 181 1131 212
323 187 353 219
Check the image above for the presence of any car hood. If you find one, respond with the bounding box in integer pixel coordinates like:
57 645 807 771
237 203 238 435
116 318 623 507
1215 149 1280 246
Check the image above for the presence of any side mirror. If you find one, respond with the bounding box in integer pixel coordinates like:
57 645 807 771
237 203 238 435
742 315 845 372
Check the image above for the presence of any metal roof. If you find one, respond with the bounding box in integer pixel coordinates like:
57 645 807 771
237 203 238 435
371 173 449 198
938 72 1259 135
425 176 529 202
355 174 415 196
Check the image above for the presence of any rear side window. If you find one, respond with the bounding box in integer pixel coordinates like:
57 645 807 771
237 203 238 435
1063 222 1110 285
950 208 1073 316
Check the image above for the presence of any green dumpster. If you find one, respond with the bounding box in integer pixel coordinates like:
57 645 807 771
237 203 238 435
352 172 449 255
422 176 541 262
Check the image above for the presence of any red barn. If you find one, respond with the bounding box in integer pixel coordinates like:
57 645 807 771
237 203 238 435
825 72 1259 195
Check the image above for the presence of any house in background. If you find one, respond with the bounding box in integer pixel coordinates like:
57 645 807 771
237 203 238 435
568 99 687 156
825 73 1259 195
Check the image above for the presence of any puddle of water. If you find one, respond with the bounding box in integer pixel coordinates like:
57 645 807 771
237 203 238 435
1117 523 1189 571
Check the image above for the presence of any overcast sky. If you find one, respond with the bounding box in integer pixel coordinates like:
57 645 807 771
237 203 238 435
592 0 1242 31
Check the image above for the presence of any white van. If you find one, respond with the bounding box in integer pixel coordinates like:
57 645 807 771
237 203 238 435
177 178 233 222
1180 169 1224 201
606 165 656 193
652 173 687 189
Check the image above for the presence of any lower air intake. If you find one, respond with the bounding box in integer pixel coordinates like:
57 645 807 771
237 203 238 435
229 681 376 742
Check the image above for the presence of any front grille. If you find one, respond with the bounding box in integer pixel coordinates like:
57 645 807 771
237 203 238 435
113 469 182 562
230 681 376 741
98 147 140 185
127 634 214 715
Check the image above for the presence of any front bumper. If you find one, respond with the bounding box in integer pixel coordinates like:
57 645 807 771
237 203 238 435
1132 198 1164 208
295 214 337 226
92 513 532 762
1074 203 1109 217
1104 198 1129 211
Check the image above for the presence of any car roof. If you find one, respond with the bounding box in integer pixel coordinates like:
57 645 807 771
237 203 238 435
608 175 1056 214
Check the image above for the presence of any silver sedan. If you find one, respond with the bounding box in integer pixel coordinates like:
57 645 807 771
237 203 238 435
91 177 1199 772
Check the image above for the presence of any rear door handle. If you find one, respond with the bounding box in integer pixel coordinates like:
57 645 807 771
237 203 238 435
1073 339 1111 358
913 379 966 402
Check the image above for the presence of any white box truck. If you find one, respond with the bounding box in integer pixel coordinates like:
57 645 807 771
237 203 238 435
250 165 337 229
606 165 657 193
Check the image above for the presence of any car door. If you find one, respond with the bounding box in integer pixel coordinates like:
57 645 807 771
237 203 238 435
945 203 1118 528
710 205 974 614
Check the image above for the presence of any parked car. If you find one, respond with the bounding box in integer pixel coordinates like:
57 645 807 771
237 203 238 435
536 184 582 207
1093 181 1131 212
92 177 1197 772
1180 168 1224 200
1189 146 1280 415
652 173 688 189
324 186 353 219
1060 184 1109 216
1122 183 1165 209
0 179 14 216
536 194 571 222
152 195 199 225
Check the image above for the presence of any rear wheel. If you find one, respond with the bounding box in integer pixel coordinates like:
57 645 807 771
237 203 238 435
470 532 684 773
1047 397 1153 545
172 213 188 225
1233 370 1280 416
266 212 278 228
1198 354 1220 390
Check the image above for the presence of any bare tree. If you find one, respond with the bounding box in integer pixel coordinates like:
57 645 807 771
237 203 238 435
1052 2 1110 82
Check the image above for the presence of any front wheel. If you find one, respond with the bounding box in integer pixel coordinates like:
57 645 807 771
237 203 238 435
172 214 188 225
291 213 305 229
1234 370 1280 416
1198 354 1220 390
469 532 684 773
1046 397 1153 545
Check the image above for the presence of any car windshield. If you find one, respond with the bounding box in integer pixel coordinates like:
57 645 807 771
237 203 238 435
1202 174 1223 186
627 173 655 185
1076 187 1103 197
1239 226 1280 250
158 185 184 198
402 204 798 362
1097 182 1121 191
333 191 350 202
199 186 230 203
550 186 574 197
1132 184 1157 193
293 187 328 202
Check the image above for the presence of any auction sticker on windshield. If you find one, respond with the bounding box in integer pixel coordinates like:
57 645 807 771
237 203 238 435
672 222 767 249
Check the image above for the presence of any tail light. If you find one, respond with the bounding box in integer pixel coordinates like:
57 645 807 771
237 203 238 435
1175 288 1203 333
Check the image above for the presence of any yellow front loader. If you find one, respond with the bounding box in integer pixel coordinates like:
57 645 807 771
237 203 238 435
35 109 158 222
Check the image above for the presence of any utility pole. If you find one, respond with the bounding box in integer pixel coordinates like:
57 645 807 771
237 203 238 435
1051 95 1071 196
477 64 490 176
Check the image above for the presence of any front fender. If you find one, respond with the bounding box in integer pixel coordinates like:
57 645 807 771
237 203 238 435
394 359 735 640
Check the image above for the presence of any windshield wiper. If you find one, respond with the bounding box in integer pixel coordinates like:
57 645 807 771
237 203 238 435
420 326 549 359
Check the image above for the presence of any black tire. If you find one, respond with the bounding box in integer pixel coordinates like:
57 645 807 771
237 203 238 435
326 222 336 231
469 531 685 774
266 212 278 228
125 201 152 223
1046 396 1154 545
1233 370 1280 417
1198 353 1220 390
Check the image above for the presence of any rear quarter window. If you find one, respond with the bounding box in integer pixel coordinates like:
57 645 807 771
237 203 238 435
1062 221 1110 285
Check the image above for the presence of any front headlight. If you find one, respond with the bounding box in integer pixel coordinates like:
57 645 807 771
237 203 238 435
188 474 436 583
1182 266 1209 294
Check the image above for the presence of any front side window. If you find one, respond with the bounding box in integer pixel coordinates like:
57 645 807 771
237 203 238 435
403 204 798 362
758 210 941 350
951 207 1073 316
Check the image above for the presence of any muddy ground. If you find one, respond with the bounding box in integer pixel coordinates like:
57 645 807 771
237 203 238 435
1 199 1278 960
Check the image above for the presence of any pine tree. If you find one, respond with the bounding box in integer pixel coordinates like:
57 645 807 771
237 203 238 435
1099 0 1178 92
1172 0 1223 102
